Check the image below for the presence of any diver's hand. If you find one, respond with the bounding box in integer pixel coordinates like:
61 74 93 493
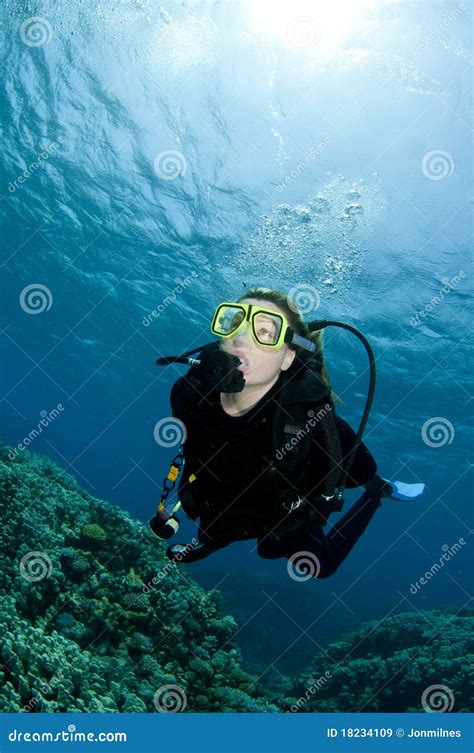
188 349 245 394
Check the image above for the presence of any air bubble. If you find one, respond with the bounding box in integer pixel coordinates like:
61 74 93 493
294 206 311 222
345 203 364 215
346 189 361 200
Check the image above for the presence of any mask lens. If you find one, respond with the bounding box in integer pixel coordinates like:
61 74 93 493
213 305 246 336
253 312 282 345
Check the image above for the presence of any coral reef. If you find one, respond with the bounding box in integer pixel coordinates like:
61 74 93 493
0 444 280 713
1 443 471 714
286 609 474 713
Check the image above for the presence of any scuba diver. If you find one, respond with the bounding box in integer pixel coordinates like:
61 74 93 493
150 287 425 577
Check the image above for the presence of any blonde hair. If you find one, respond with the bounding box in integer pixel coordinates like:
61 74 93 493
235 286 342 404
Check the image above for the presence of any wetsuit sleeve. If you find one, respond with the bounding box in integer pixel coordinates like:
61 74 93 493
335 415 377 487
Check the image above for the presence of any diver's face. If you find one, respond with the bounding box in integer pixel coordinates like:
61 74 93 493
219 298 296 387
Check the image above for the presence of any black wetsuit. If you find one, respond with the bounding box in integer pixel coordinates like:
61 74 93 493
170 371 382 577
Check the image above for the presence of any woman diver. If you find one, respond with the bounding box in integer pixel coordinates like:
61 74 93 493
151 287 425 578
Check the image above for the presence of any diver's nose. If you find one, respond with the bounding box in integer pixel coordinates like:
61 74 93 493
233 323 252 347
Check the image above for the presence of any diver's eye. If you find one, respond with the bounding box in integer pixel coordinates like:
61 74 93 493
256 326 273 342
254 314 278 343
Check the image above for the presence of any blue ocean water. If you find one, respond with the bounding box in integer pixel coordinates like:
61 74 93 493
1 0 472 677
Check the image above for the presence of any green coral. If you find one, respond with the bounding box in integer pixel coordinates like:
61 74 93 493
127 632 153 654
2 442 471 714
60 548 91 580
287 609 474 713
80 523 107 549
212 686 280 712
0 444 281 713
123 567 145 589
122 592 149 613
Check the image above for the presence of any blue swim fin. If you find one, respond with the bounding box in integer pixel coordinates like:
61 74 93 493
364 474 426 502
381 478 426 502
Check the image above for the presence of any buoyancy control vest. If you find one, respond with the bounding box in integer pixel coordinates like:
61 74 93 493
175 343 345 531
153 316 377 542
